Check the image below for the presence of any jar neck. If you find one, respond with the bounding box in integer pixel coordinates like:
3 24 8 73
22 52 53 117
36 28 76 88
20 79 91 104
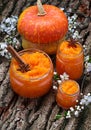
57 42 84 60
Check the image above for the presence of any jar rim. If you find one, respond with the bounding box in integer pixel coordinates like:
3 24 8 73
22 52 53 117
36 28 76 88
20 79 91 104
11 48 53 81
59 80 80 96
57 42 83 58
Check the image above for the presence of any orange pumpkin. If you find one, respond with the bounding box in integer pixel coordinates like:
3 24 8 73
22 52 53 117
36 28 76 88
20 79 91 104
17 0 68 54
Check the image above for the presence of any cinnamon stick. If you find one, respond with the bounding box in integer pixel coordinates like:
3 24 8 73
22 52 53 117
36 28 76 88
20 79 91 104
7 45 30 72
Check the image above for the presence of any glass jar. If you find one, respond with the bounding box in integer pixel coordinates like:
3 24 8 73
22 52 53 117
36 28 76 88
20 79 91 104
56 41 84 80
56 80 80 109
9 49 53 98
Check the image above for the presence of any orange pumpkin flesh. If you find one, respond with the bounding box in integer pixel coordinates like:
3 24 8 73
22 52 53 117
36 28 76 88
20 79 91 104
17 5 68 54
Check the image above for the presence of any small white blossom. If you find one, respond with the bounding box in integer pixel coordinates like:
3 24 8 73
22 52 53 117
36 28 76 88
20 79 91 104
53 85 57 90
86 63 91 72
87 93 91 96
70 107 74 112
57 80 62 84
0 15 18 35
87 96 91 103
60 72 69 81
67 14 82 40
60 7 64 11
84 95 88 100
74 110 79 117
66 115 71 119
76 106 81 111
80 99 86 105
76 100 79 103
53 71 57 75
0 16 21 59
66 110 71 118
0 42 7 49
84 55 90 62
80 93 83 96
81 106 84 109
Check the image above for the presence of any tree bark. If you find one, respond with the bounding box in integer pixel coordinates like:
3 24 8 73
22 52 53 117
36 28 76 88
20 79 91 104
0 0 91 129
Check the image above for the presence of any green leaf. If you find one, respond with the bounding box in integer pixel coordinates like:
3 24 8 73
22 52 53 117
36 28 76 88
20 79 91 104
88 57 91 63
64 111 68 116
54 74 59 80
55 114 62 120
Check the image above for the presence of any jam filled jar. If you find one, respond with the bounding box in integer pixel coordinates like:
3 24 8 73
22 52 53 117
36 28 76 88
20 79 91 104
56 40 84 80
9 49 53 98
56 80 80 109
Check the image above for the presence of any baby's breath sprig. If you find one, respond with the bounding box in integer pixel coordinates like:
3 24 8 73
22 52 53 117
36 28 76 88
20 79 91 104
60 8 83 43
0 15 18 35
66 92 91 119
0 16 21 59
67 14 82 40
53 72 69 90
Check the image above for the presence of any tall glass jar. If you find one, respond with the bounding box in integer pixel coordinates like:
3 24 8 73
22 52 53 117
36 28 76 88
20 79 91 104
56 80 80 109
9 49 53 98
56 40 84 80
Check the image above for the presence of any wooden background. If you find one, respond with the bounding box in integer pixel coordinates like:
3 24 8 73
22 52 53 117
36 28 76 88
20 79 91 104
0 0 91 130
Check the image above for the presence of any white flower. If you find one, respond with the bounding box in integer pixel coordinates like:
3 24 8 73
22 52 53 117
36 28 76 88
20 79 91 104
66 110 71 118
80 99 86 105
60 7 64 11
81 106 84 109
87 93 91 96
0 42 7 49
76 105 81 111
74 110 79 117
0 15 18 35
60 72 69 81
53 85 57 90
87 63 91 72
84 95 88 100
84 55 90 62
85 62 91 72
76 100 79 103
80 93 83 96
57 80 62 84
70 107 74 112
53 71 57 75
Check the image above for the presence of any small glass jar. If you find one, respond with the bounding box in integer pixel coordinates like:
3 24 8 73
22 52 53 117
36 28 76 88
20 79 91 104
9 49 53 98
56 41 84 80
56 80 80 109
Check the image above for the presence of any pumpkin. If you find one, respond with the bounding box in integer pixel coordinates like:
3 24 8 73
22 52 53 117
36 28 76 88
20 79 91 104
17 0 68 54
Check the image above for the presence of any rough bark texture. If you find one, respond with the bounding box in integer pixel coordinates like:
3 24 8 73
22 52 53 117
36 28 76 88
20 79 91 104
0 0 91 130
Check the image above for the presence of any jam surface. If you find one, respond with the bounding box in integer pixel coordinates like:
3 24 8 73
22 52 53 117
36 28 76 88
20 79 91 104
13 52 51 79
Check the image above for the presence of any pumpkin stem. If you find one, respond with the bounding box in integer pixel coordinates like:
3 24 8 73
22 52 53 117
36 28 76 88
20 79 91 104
37 0 47 16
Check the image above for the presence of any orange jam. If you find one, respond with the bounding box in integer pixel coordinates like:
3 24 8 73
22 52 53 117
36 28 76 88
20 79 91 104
56 80 80 109
9 49 53 98
56 41 84 80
